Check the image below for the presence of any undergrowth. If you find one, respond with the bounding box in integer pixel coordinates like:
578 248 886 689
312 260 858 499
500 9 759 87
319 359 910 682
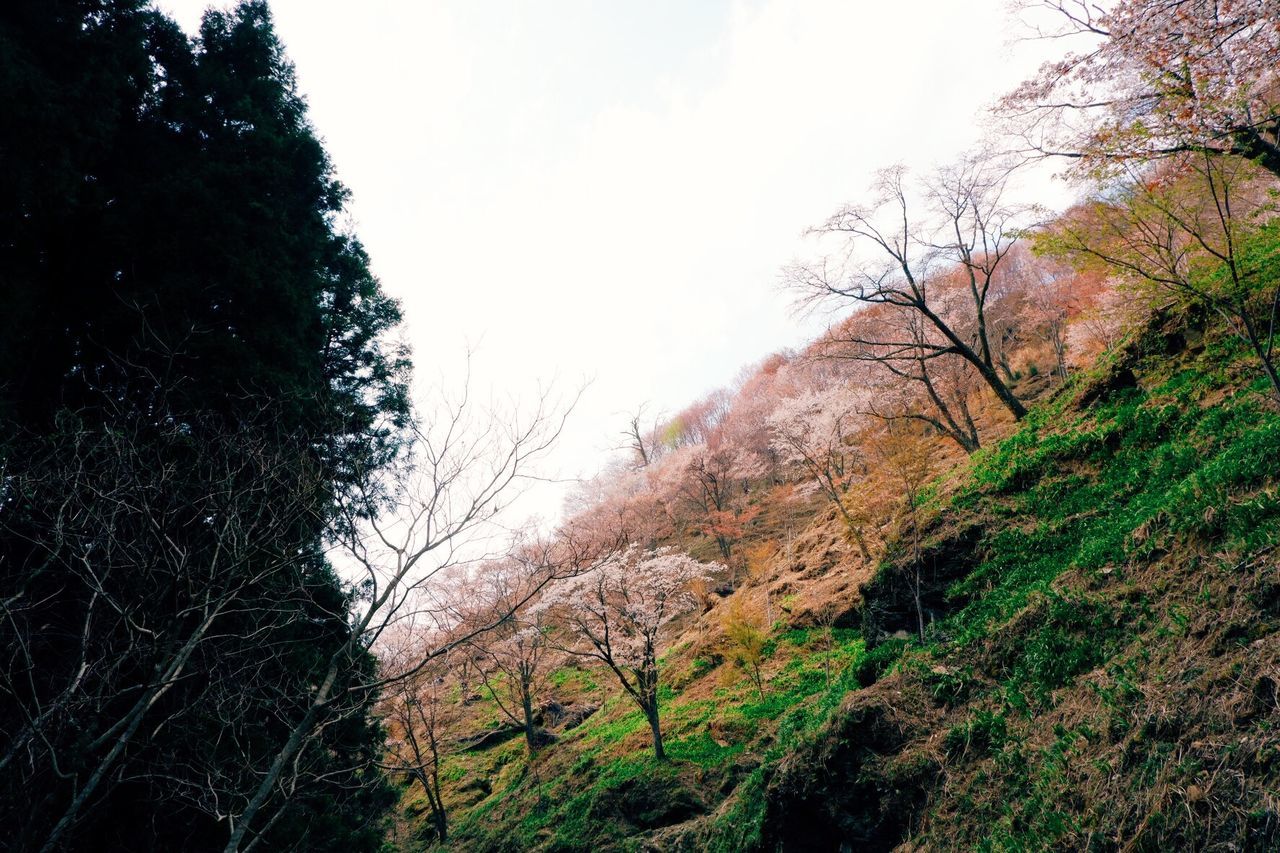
413 310 1280 852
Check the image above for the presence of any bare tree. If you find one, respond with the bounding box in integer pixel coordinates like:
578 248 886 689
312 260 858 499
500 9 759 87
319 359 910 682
878 424 937 643
722 598 768 699
0 411 338 853
620 404 663 468
790 154 1030 422
218 380 581 853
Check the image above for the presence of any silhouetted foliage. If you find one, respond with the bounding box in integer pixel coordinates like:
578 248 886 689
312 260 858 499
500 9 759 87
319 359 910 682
0 2 407 850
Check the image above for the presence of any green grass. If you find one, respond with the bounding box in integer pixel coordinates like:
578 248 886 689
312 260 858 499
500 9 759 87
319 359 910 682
445 280 1280 851
946 339 1280 660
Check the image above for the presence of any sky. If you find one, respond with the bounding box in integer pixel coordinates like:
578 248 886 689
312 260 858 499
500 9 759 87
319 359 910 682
156 0 1075 524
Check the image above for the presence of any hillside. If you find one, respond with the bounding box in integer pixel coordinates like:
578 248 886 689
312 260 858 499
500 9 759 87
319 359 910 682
381 292 1280 853
5 3 1278 851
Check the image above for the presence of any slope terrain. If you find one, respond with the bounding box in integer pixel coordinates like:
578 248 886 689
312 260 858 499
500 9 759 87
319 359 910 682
386 305 1280 852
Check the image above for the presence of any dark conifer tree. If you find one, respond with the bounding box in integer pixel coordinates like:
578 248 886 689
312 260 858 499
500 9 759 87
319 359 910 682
0 2 407 849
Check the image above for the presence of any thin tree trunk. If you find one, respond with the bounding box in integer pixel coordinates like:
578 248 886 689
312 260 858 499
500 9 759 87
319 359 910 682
645 704 666 762
40 608 220 853
1240 310 1280 403
222 660 339 853
522 687 539 752
413 769 447 843
834 501 872 562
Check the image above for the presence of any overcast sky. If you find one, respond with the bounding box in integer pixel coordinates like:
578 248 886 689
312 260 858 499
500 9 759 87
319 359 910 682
157 0 1073 523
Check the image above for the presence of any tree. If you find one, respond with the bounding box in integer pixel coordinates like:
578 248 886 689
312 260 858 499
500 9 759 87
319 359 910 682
473 620 555 752
1003 0 1280 178
541 546 720 760
378 646 458 844
655 442 759 566
817 305 987 453
1068 277 1135 358
878 425 937 642
1041 152 1280 401
1 3 408 849
464 555 565 753
0 412 389 853
1003 246 1079 380
790 154 1030 422
621 404 664 469
722 598 768 699
768 384 876 558
218 379 575 853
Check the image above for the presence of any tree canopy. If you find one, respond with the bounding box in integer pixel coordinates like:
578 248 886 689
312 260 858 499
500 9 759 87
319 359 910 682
0 2 408 849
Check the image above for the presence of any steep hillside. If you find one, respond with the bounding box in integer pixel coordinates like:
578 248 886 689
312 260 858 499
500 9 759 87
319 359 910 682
385 301 1280 852
698 312 1280 851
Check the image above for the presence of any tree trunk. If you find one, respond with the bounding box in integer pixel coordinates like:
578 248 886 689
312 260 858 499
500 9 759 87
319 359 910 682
835 502 873 562
413 769 447 843
222 660 338 853
645 705 666 761
919 303 1028 420
40 608 222 853
522 689 540 752
913 569 926 644
1239 309 1280 404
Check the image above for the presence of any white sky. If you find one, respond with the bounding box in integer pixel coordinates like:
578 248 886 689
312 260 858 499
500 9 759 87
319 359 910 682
157 0 1074 524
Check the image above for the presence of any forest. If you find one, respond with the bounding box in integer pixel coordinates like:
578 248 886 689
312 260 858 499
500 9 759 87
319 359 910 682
2 1 1279 851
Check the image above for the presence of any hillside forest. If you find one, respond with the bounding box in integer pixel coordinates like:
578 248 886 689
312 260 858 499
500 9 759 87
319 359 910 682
2 1 1280 851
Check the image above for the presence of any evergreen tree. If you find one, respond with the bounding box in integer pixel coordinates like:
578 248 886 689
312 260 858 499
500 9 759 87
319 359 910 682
0 2 407 849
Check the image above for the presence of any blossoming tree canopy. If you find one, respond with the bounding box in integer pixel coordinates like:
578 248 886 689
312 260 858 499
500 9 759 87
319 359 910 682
539 546 722 759
1005 0 1280 176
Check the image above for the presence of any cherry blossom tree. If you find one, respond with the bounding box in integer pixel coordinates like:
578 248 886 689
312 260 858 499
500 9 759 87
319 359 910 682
658 390 733 451
1002 246 1081 379
1067 277 1135 360
566 464 675 552
378 642 458 843
541 546 720 760
768 385 875 559
463 556 562 753
653 442 759 565
718 352 798 483
1004 0 1280 178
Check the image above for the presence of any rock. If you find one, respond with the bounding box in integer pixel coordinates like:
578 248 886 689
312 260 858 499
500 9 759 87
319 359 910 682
556 702 599 732
457 724 524 752
588 774 705 831
456 776 492 808
539 699 565 725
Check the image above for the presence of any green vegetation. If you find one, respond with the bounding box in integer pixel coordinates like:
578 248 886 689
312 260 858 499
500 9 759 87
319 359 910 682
437 289 1280 852
445 625 868 851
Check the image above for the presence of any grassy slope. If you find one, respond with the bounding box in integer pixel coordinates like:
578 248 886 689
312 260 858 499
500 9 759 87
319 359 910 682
393 301 1280 851
727 313 1280 851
